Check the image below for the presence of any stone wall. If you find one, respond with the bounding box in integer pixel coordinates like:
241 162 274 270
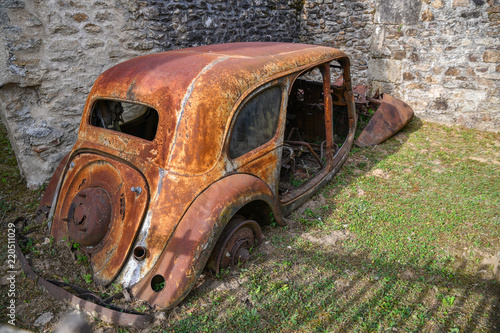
138 0 299 49
369 0 500 132
298 0 375 85
299 0 499 132
1 0 499 188
0 0 151 188
0 0 299 188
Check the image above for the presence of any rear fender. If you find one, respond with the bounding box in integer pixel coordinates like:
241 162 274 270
130 173 283 309
34 152 70 224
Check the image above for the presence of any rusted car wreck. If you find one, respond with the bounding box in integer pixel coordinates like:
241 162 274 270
18 42 360 326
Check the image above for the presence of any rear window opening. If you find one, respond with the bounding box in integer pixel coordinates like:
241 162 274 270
90 100 159 141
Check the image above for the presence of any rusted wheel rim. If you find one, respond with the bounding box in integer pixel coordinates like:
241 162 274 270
208 216 263 275
67 187 111 249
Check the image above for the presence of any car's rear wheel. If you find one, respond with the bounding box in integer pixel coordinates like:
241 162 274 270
206 215 263 275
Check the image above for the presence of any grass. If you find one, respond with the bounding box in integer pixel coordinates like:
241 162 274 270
159 118 499 332
1 118 499 332
334 120 500 266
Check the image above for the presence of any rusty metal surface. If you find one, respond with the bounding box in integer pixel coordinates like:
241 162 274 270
353 85 369 104
130 174 281 309
280 59 357 207
66 187 111 247
15 236 152 328
82 42 347 173
114 52 353 289
355 94 414 147
34 153 70 225
285 141 323 166
32 43 358 320
51 153 149 285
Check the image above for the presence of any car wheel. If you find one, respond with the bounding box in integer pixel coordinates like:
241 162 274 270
206 215 263 275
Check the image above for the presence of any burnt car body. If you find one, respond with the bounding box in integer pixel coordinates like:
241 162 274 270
26 42 357 322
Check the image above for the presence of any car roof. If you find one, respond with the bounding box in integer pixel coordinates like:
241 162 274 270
86 42 347 173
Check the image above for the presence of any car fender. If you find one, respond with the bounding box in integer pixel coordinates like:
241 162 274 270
34 152 71 224
130 173 283 309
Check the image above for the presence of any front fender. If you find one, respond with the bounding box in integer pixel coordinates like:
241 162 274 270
130 173 283 309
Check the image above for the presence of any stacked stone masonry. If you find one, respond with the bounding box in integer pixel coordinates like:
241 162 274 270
0 0 499 187
369 0 500 132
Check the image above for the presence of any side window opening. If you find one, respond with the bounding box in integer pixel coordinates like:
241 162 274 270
279 61 350 198
90 100 159 141
229 86 282 159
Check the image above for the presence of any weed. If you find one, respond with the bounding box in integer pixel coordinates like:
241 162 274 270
83 274 93 284
112 283 123 294
440 294 456 307
77 254 89 265
152 280 166 292
20 238 34 254
304 208 317 218
135 304 148 312
0 198 13 213
357 161 368 169
299 216 324 228
269 211 277 227
290 174 305 188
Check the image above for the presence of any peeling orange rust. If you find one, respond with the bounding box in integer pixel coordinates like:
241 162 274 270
50 153 149 285
26 42 359 326
355 93 414 147
131 174 279 309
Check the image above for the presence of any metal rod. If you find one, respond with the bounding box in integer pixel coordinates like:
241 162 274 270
284 140 323 166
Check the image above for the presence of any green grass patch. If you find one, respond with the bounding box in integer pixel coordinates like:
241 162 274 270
160 119 500 332
2 118 499 332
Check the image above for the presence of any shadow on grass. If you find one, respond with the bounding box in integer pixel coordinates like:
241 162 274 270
165 117 500 332
5 116 498 332
348 115 424 170
170 247 499 332
320 116 424 205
